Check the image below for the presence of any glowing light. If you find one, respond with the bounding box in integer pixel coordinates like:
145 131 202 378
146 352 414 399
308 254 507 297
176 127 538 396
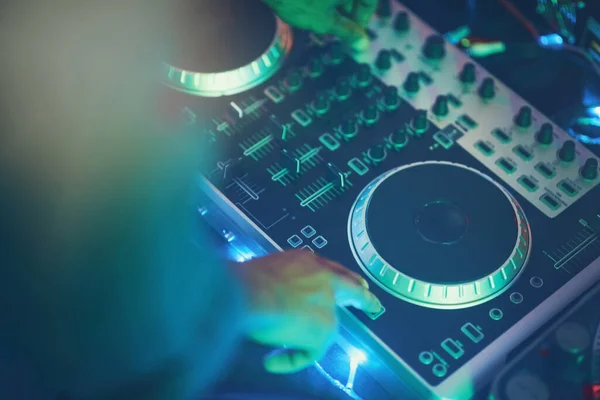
590 106 600 118
346 349 367 390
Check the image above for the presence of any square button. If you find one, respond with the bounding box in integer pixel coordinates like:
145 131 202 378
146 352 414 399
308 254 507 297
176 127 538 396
312 236 328 249
287 234 303 248
302 245 314 253
364 305 386 320
301 225 317 238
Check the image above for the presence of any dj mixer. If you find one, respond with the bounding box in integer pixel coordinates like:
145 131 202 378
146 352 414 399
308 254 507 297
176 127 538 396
163 1 600 398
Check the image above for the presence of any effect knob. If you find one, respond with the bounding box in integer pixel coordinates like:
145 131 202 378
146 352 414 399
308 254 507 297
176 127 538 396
308 58 324 77
514 106 532 128
330 42 345 64
363 104 379 124
383 86 400 110
558 140 576 163
335 79 352 100
285 69 303 91
459 62 476 83
432 95 449 117
478 77 495 100
356 63 372 87
580 158 599 180
403 72 420 93
389 128 409 149
422 35 446 60
377 0 392 18
412 109 428 133
312 93 330 115
340 117 358 138
375 50 392 70
368 144 387 162
536 123 554 145
393 12 410 32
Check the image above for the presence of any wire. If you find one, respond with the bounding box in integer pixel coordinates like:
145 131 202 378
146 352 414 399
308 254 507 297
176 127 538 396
497 0 541 39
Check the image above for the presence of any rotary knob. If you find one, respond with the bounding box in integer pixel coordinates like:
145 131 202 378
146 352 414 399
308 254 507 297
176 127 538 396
363 105 379 124
422 35 446 60
383 86 400 110
330 42 345 64
580 158 598 180
553 322 592 381
376 50 392 70
389 128 409 149
393 12 410 32
403 72 420 94
312 93 330 115
356 63 372 87
335 79 352 100
514 106 532 128
377 0 392 18
340 117 358 139
459 62 476 84
536 123 554 145
558 140 576 163
432 95 449 117
308 58 324 77
368 145 387 162
478 78 495 100
412 109 428 133
285 69 303 91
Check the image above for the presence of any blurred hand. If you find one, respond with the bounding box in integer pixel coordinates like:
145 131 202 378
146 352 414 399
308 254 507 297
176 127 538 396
263 0 377 50
231 250 381 374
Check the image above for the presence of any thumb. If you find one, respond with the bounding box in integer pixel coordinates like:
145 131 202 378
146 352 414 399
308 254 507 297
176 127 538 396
321 12 369 52
263 348 315 374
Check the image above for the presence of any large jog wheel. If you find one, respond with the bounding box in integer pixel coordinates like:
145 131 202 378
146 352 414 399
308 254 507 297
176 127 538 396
163 0 292 97
348 161 531 309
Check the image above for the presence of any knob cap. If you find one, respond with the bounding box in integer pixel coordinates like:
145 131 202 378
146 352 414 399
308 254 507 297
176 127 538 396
403 72 420 93
330 42 344 64
536 123 554 145
312 93 330 115
412 109 428 132
308 58 324 77
514 106 532 128
368 145 387 162
363 104 379 124
432 95 449 117
393 12 410 32
459 62 476 83
580 158 598 180
383 86 400 110
389 128 409 149
375 50 392 70
356 63 372 87
285 69 303 91
340 117 358 138
377 0 392 17
335 79 351 100
478 77 495 100
422 35 446 60
553 322 592 381
558 140 576 162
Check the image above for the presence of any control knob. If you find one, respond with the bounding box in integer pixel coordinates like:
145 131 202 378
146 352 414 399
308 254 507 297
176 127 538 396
389 128 409 149
558 140 576 163
383 86 400 110
478 77 495 100
393 12 410 32
536 123 554 145
580 158 598 180
312 93 330 115
285 69 303 91
375 50 392 70
514 106 532 128
412 109 428 133
308 58 324 77
432 95 449 117
335 79 352 100
356 63 372 87
459 62 476 83
363 105 379 124
377 0 392 18
368 144 387 162
553 322 591 381
340 117 358 138
330 42 345 64
422 35 446 60
403 72 420 94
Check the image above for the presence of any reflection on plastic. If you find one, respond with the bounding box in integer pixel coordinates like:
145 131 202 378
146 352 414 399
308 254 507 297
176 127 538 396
314 348 367 400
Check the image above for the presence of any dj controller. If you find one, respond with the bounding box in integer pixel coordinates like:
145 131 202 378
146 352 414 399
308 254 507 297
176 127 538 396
163 1 600 398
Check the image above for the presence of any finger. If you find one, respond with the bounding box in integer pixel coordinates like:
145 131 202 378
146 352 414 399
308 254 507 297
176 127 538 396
264 348 315 374
352 0 378 27
318 257 370 289
331 275 382 313
321 12 369 51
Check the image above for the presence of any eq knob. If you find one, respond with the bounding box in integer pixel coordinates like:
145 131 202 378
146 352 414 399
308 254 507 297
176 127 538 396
335 79 352 100
558 140 576 162
363 104 379 124
580 158 599 180
432 95 449 117
368 144 387 162
312 93 330 115
308 58 324 77
356 63 372 87
285 69 303 91
383 86 400 110
393 12 410 33
340 117 358 138
459 62 476 83
514 106 532 128
389 128 409 149
330 42 345 64
422 35 446 60
536 123 554 145
412 109 428 133
377 0 392 18
478 77 495 100
375 50 392 70
403 72 420 93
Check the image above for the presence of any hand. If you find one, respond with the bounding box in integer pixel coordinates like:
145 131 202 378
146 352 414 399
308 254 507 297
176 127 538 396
231 249 382 374
263 0 377 50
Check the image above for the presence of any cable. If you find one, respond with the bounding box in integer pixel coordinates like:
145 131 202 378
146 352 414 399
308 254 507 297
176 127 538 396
497 0 541 39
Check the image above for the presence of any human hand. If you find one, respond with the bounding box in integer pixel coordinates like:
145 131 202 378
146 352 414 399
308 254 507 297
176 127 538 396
262 0 377 51
231 249 382 374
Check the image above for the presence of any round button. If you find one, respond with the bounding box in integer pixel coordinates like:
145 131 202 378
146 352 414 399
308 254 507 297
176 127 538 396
558 140 576 163
506 373 550 400
422 35 446 60
375 50 392 70
580 158 598 180
308 58 324 77
383 86 400 110
432 95 449 117
389 128 409 149
556 322 591 355
536 123 554 145
478 77 495 100
432 363 447 378
514 106 532 128
510 292 523 304
356 63 372 87
459 62 476 83
490 308 504 320
335 79 352 100
530 277 544 288
419 351 434 365
394 12 410 32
